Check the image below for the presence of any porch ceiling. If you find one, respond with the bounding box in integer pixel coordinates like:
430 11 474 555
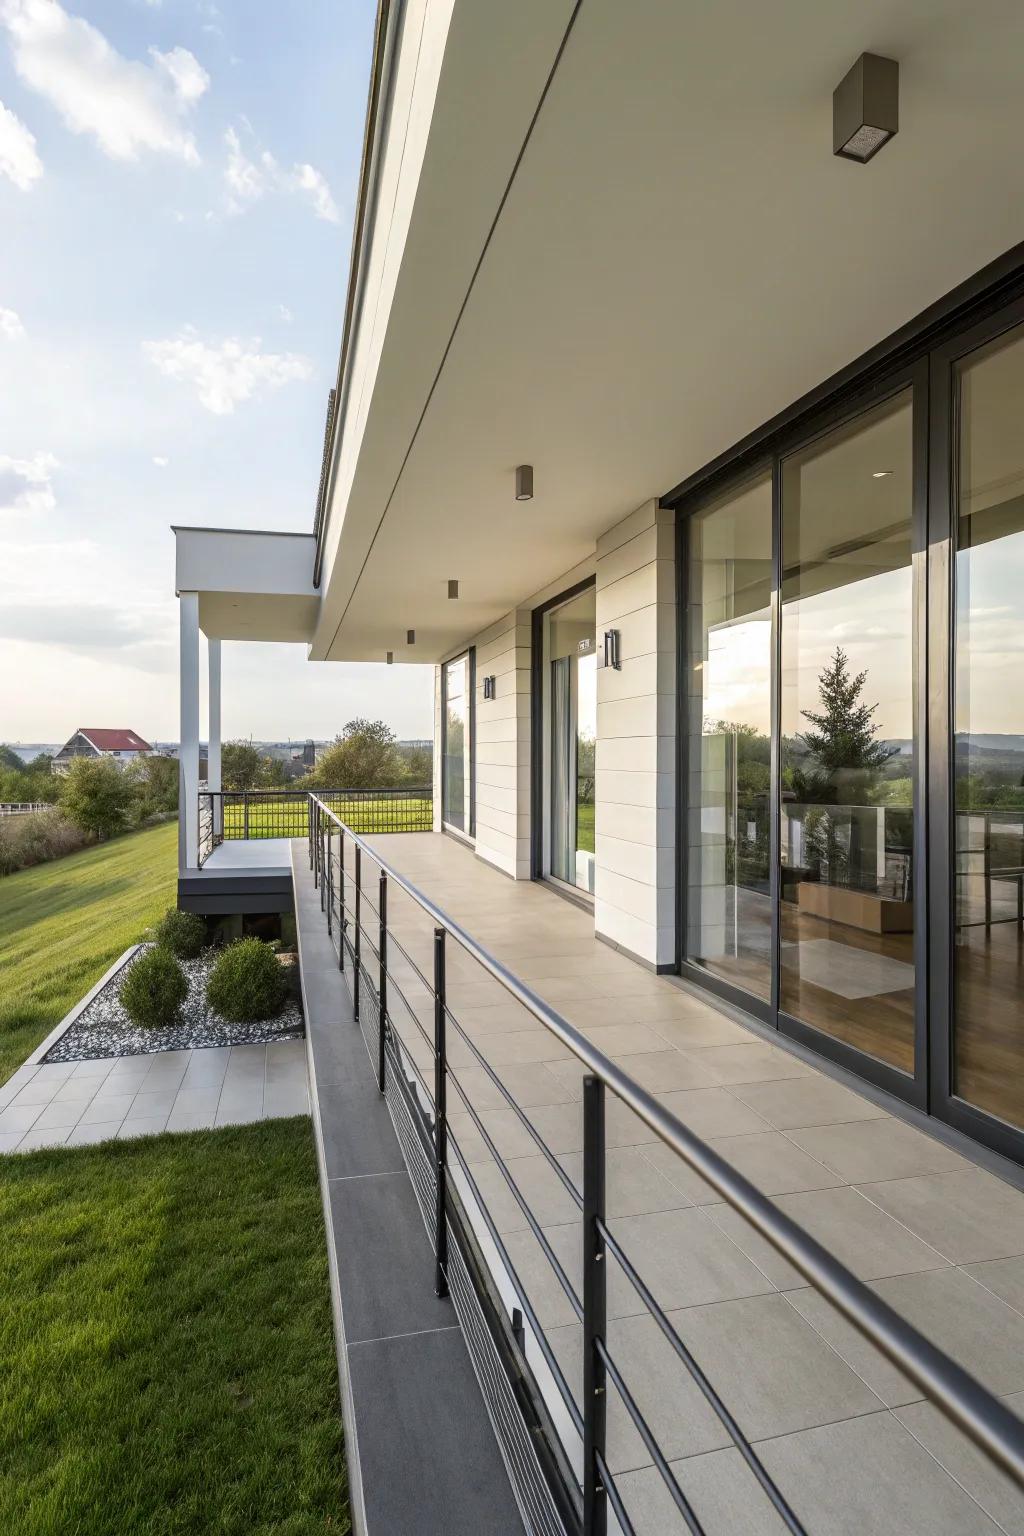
313 0 1024 665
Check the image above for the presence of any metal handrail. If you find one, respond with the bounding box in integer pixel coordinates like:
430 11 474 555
307 792 1024 1524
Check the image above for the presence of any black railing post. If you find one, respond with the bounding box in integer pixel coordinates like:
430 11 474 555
326 822 333 937
353 845 361 1022
312 800 319 886
338 826 345 972
583 1075 607 1536
243 790 249 840
308 795 314 870
378 870 388 1093
433 926 448 1298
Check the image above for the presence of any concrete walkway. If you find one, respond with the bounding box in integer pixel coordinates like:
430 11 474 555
360 831 1024 1536
0 1040 309 1152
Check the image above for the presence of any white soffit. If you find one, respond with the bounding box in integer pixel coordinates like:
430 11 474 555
316 0 1024 663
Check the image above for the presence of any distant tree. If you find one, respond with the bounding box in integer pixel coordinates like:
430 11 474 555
304 719 405 790
59 757 135 840
127 754 179 817
221 741 267 791
0 744 23 772
800 648 899 776
29 753 54 771
261 756 288 788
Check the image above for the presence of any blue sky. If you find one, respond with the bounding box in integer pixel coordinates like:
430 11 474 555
0 0 433 745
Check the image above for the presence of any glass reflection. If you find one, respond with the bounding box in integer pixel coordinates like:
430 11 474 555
685 472 773 1000
545 586 597 893
779 391 916 1070
954 324 1024 1129
443 654 471 832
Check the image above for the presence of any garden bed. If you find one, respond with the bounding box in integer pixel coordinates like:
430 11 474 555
44 944 304 1063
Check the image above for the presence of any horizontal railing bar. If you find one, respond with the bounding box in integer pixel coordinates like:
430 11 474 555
594 1449 636 1536
598 1218 808 1534
309 794 1024 1489
595 1337 707 1536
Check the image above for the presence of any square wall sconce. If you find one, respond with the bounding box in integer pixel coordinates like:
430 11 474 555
833 53 899 163
599 630 621 670
482 675 496 700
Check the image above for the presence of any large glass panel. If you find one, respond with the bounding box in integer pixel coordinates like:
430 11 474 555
544 587 597 893
685 472 773 1000
443 653 471 832
954 324 1024 1129
779 392 916 1070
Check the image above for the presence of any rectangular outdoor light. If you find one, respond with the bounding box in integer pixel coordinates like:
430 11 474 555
599 629 621 670
833 53 898 163
386 651 394 665
448 579 459 599
482 675 496 700
515 464 534 501
406 629 415 645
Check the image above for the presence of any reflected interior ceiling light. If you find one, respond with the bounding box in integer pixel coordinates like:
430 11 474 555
872 469 893 479
515 464 534 501
448 579 459 599
833 53 899 163
407 629 415 645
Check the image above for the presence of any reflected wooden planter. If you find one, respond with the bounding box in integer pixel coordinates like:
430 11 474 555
797 880 914 934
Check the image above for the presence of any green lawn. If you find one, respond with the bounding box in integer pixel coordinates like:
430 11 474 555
0 1118 348 1535
221 794 432 839
0 821 177 1088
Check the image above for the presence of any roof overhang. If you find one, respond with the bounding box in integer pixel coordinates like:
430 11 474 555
311 0 1024 665
173 527 319 643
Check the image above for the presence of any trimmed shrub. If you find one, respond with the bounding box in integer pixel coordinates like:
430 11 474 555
0 809 89 876
207 937 288 1022
155 906 207 960
121 947 188 1029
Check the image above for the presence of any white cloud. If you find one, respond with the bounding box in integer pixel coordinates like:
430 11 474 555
152 455 169 467
0 0 208 164
0 451 57 514
0 97 42 187
143 326 312 415
0 306 25 338
277 304 292 323
223 123 339 223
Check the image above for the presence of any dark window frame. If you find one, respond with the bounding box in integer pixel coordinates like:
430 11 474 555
530 575 597 888
669 248 1024 1164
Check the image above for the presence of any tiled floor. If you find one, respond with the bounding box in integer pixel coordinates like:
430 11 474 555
349 832 1024 1536
0 1039 309 1152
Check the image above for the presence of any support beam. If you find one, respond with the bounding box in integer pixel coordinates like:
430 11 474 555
208 637 222 838
179 591 200 872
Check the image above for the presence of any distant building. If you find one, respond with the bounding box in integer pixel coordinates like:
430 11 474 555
51 728 153 775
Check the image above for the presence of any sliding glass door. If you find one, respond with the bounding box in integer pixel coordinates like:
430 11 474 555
442 650 474 836
538 583 597 896
779 392 917 1072
685 471 773 1001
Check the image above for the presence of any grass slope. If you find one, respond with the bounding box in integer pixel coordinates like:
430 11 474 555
0 821 177 1087
0 1117 348 1535
222 795 432 838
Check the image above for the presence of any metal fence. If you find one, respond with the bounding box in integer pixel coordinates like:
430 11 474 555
307 792 1024 1536
196 786 432 863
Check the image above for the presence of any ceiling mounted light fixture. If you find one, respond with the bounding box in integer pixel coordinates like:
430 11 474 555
872 469 893 479
448 579 459 599
407 629 415 645
515 464 534 501
386 651 394 665
833 53 899 163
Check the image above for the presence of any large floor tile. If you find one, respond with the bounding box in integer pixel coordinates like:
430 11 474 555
558 1144 693 1218
16 1126 71 1151
609 1049 719 1093
465 1153 580 1234
65 1120 122 1146
586 1205 777 1312
32 1098 87 1131
9 1076 63 1106
757 1409 1004 1535
856 1170 1024 1264
582 1023 677 1057
963 1255 1024 1315
727 1077 887 1130
615 1448 789 1536
784 1288 921 1408
0 1100 45 1133
895 1399 1024 1536
871 1267 1024 1397
702 1130 845 1200
788 1118 971 1183
655 1087 772 1139
681 1043 813 1086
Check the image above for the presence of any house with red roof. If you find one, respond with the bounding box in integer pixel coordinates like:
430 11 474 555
51 728 154 775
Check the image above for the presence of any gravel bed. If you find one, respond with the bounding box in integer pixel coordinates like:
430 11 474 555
45 945 304 1062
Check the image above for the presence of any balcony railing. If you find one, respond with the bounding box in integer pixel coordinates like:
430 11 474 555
196 786 432 864
307 791 1024 1536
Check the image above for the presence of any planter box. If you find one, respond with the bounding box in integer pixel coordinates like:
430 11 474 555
797 881 914 934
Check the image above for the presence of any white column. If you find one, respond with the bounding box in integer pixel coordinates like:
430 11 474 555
208 637 222 838
179 591 200 871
